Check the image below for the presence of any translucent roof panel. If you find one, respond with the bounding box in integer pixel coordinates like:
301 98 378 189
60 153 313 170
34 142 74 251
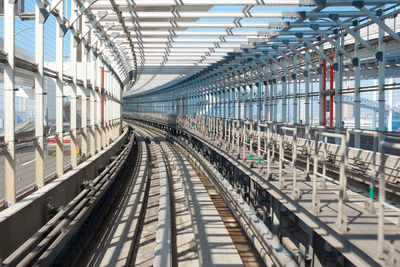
89 0 395 96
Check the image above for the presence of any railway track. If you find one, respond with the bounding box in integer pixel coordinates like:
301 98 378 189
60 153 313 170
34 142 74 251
79 125 266 266
2 127 136 267
127 116 400 266
125 124 296 267
4 123 286 266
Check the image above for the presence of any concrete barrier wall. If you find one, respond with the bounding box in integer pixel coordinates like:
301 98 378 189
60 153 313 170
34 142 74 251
0 127 129 260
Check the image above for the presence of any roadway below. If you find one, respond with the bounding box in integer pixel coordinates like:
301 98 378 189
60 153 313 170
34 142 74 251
0 143 78 204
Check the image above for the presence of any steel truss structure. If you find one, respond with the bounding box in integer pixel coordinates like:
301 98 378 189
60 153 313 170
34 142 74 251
123 0 400 143
1 0 400 265
2 0 130 207
119 0 400 264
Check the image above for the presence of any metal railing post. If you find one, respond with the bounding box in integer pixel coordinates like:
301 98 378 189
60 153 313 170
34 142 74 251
312 131 320 214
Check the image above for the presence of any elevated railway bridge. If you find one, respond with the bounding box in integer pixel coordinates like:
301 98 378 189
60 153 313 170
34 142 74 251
0 0 399 266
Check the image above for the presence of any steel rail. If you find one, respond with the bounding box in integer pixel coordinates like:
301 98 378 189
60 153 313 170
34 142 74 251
127 115 396 266
2 126 134 266
130 119 298 267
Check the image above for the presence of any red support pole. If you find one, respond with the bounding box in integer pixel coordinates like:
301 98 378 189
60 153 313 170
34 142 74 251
329 55 335 128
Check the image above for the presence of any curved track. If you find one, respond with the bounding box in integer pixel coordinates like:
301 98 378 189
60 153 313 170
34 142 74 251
78 124 266 267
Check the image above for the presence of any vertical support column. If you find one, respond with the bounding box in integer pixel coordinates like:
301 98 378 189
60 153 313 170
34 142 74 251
112 75 116 139
187 95 191 115
335 36 343 143
207 92 210 117
378 26 386 146
218 90 221 117
354 27 361 147
119 81 122 134
198 93 201 115
96 59 102 152
90 39 96 156
216 89 219 117
35 2 45 188
305 50 311 125
111 79 114 139
223 89 227 118
212 90 215 117
214 90 221 117
193 94 196 115
119 80 122 134
208 90 212 116
388 78 393 132
232 87 236 119
243 85 248 120
200 93 202 116
110 79 113 141
264 80 269 121
238 85 242 120
238 87 242 120
293 56 298 124
272 64 278 122
250 83 254 120
213 90 216 117
115 80 118 137
319 44 325 126
104 70 109 145
103 68 107 147
202 92 205 116
201 88 207 116
80 37 87 158
270 78 275 122
192 94 194 116
70 6 78 167
228 86 232 118
190 94 193 115
188 95 190 115
4 0 16 205
203 93 206 116
282 63 287 123
100 67 106 148
108 79 112 141
263 80 272 121
191 94 193 116
56 1 64 174
257 82 261 121
182 95 185 116
220 89 223 118
196 94 198 115
248 83 254 120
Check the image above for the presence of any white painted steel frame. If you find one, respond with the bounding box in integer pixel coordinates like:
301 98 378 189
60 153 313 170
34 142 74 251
2 0 126 206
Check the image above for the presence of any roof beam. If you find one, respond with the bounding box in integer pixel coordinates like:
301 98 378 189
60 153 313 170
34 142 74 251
102 11 364 20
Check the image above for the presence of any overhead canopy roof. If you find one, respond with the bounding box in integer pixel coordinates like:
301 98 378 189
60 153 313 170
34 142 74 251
89 0 399 97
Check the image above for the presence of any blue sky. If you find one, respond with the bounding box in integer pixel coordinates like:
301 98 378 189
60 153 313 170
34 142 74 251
0 0 72 62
